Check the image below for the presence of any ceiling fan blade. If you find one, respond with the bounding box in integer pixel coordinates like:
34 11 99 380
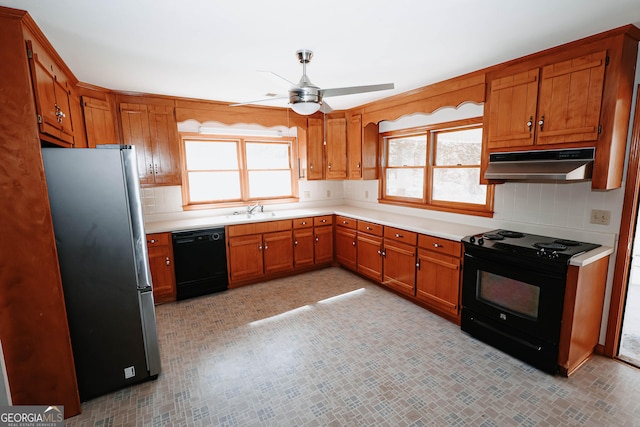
321 83 394 98
258 70 297 88
229 96 288 107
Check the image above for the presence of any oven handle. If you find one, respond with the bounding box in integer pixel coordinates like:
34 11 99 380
470 317 543 352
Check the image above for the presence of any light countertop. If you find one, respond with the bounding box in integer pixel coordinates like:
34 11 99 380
144 205 611 267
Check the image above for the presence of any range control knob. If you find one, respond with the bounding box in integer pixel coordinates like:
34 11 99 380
469 236 476 243
477 238 484 246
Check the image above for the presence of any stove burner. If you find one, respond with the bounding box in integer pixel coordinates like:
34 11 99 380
534 242 567 251
554 239 580 246
498 230 524 238
483 233 504 240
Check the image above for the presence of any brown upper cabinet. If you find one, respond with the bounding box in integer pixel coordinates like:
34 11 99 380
483 27 640 190
487 51 606 150
26 38 76 147
347 114 379 180
119 101 181 186
81 95 118 147
305 116 347 180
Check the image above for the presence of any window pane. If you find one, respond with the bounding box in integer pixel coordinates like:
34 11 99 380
246 142 290 169
185 141 238 170
435 128 482 166
432 168 487 204
385 168 424 199
387 136 427 166
188 171 241 202
248 171 292 198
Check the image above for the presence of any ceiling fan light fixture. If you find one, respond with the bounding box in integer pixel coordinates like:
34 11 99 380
291 101 321 115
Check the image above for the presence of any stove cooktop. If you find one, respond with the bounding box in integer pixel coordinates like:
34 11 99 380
462 229 601 263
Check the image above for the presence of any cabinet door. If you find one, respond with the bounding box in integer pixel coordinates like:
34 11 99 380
263 230 294 274
146 234 176 304
52 72 75 145
383 240 416 297
357 233 383 282
293 228 315 268
228 234 264 282
314 225 334 264
82 96 117 148
335 227 357 270
348 114 363 179
148 105 181 185
307 117 324 180
362 122 379 180
536 50 606 145
326 117 347 179
120 103 155 184
28 47 62 141
487 68 539 149
415 249 460 315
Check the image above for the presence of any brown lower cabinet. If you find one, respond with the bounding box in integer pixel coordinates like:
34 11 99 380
335 215 463 322
146 232 176 304
293 217 315 268
314 215 334 263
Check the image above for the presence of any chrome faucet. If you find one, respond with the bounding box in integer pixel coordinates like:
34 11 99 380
247 202 263 214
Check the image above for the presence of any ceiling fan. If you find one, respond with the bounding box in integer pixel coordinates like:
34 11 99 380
231 49 394 115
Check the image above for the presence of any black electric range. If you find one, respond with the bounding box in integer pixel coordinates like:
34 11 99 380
462 229 600 268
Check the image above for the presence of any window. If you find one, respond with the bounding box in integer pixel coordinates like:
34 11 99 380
181 135 297 207
381 118 492 216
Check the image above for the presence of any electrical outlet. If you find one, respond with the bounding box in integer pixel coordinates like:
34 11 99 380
303 190 311 199
326 190 331 198
364 190 369 199
590 209 611 225
124 366 135 379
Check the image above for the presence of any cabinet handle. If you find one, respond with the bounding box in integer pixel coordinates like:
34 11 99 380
148 239 156 244
310 163 314 170
357 162 361 169
395 233 403 238
377 249 382 255
258 245 263 250
342 220 348 224
148 164 153 175
538 115 545 131
352 241 356 246
301 221 307 225
315 236 319 242
264 244 268 250
165 257 170 266
416 261 420 270
433 243 443 248
154 164 158 174
321 219 327 223
366 226 372 230
328 163 332 170
526 116 533 131
294 240 298 246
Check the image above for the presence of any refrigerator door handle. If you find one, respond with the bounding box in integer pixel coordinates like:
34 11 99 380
139 290 161 377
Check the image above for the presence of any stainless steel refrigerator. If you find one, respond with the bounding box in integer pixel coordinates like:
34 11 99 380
42 145 161 402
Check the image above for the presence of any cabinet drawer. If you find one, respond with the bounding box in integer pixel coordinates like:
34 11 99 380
293 217 313 229
336 215 357 229
146 232 170 247
314 215 333 226
227 219 292 237
384 226 417 245
358 220 383 236
418 234 461 257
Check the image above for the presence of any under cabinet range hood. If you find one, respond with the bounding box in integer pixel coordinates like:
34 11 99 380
484 148 595 181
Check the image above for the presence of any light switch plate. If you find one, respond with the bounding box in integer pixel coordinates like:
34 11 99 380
124 366 135 379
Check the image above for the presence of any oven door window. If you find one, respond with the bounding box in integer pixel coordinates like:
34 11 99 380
478 271 540 320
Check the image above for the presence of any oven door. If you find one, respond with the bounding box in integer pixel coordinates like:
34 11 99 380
461 250 566 344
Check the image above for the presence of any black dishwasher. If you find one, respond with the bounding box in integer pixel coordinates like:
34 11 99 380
172 228 228 300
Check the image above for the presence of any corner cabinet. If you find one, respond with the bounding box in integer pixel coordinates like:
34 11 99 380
146 232 176 304
119 102 181 186
81 95 118 147
487 51 606 150
26 39 77 147
305 116 347 180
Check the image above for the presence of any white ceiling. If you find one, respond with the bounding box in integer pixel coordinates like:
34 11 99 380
3 0 640 111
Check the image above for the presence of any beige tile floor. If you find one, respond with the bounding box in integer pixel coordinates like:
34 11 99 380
66 268 640 426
